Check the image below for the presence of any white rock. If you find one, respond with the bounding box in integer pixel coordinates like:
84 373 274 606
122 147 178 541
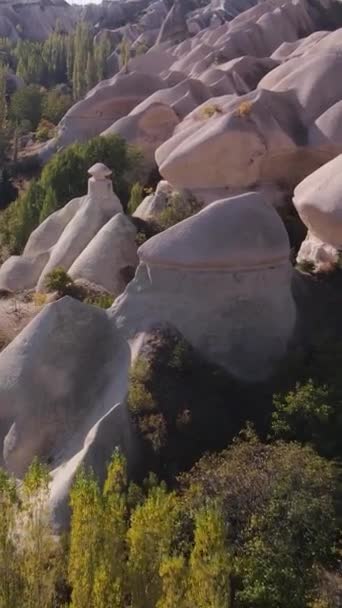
0 166 123 293
102 102 179 164
112 191 296 381
132 180 173 220
69 213 138 296
259 50 342 123
296 232 339 271
156 88 300 190
0 296 138 526
293 154 342 248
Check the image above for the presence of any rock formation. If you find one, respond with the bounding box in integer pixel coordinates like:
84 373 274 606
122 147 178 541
112 191 296 381
0 295 137 525
2 0 342 526
294 154 342 269
0 164 134 295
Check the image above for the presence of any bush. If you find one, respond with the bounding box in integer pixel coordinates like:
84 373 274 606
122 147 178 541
156 192 202 231
271 380 341 458
9 85 44 130
236 100 253 118
41 90 72 125
127 182 144 215
44 267 74 296
84 293 114 309
198 104 223 119
36 119 56 142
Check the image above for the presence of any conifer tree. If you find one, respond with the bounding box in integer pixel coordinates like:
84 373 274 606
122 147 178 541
188 503 231 608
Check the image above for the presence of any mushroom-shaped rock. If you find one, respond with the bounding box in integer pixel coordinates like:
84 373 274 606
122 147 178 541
69 213 138 296
293 154 342 248
156 88 302 190
112 192 296 381
0 166 123 293
88 163 112 179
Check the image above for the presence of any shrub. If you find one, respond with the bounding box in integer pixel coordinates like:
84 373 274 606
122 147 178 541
44 267 74 296
199 104 223 119
36 119 56 142
33 292 47 307
127 182 144 215
296 259 315 273
9 85 44 130
156 192 202 231
84 293 114 309
41 90 72 125
271 380 341 458
235 100 253 118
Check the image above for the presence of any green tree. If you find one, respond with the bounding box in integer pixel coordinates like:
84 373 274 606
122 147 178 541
20 459 58 608
182 436 338 608
128 181 144 214
94 32 112 82
39 187 58 223
68 467 103 608
128 484 181 608
119 38 130 73
0 63 7 130
188 503 231 608
271 380 341 457
0 470 22 607
157 555 189 608
42 89 72 125
9 84 44 130
86 51 97 92
93 450 128 608
72 22 92 99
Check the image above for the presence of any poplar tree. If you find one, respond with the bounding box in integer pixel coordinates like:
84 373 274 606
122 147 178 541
157 555 189 608
0 64 7 130
93 450 128 608
0 470 21 608
20 458 58 608
128 485 181 608
86 51 97 92
188 503 231 608
68 467 103 608
72 22 92 99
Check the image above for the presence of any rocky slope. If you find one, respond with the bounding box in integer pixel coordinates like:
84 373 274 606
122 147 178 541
1 0 342 525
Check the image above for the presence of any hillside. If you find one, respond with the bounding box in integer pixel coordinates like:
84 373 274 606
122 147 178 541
0 0 341 606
